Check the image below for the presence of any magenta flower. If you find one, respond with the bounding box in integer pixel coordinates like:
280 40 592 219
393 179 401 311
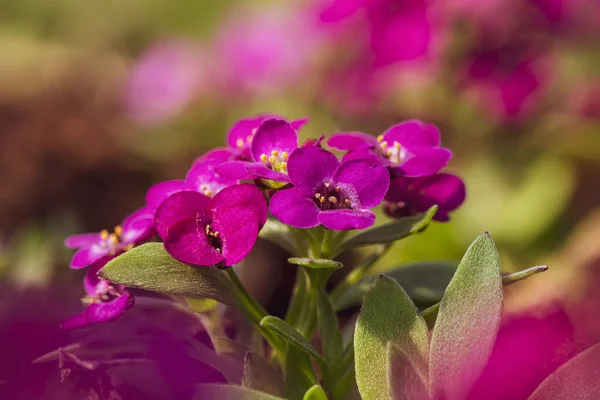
65 206 154 269
269 147 390 230
61 262 133 329
155 184 267 267
328 120 452 177
383 173 466 221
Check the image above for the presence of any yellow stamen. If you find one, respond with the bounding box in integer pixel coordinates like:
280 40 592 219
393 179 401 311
344 199 351 205
268 155 276 164
204 189 212 197
109 234 119 245
314 193 321 199
281 151 289 159
380 141 388 149
236 138 244 149
387 150 393 156
328 196 338 204
335 186 341 191
200 184 207 190
280 161 287 171
320 197 326 204
260 154 268 163
125 243 134 251
271 150 279 157
377 135 384 142
393 141 401 149
100 229 109 240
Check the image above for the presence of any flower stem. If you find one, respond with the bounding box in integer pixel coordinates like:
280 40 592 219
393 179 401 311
320 228 335 259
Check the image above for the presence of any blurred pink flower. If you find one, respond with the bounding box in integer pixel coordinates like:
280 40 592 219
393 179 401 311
123 40 209 126
213 5 322 95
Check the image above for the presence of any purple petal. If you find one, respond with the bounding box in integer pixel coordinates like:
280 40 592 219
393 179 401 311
245 163 291 182
186 159 238 195
213 206 260 266
122 206 155 244
303 135 325 148
216 161 255 180
291 117 309 131
60 312 90 329
146 180 192 210
269 188 320 229
64 233 101 249
251 118 298 162
163 219 223 266
342 148 389 165
394 147 452 177
327 132 378 151
83 261 111 295
227 115 268 149
211 184 268 228
288 147 340 197
194 147 236 164
318 209 376 230
154 191 212 239
70 246 109 269
383 120 441 148
385 177 413 203
332 160 390 209
320 0 362 22
85 291 132 324
420 173 466 213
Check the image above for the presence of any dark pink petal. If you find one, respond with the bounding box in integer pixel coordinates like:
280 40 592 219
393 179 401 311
333 160 390 209
193 147 236 164
60 312 89 329
70 246 109 269
213 206 260 266
227 115 269 149
342 148 389 165
251 118 298 162
287 147 340 197
269 188 320 229
320 0 362 22
385 176 414 202
83 261 111 296
85 291 132 324
186 159 238 195
246 163 291 183
216 161 255 180
318 209 376 230
211 184 268 228
327 132 378 151
122 206 155 244
291 117 309 131
154 191 212 239
420 173 466 212
394 147 452 177
303 135 325 148
64 233 101 249
382 120 441 148
163 219 223 266
146 180 192 210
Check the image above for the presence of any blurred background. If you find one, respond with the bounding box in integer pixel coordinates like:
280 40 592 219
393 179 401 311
1 0 599 398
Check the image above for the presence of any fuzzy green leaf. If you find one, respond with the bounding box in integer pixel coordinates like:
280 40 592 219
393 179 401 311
243 352 285 397
527 343 600 400
99 243 240 308
288 257 343 270
193 384 286 400
303 385 328 400
354 275 430 400
341 206 437 248
429 233 503 400
387 343 430 400
260 316 324 364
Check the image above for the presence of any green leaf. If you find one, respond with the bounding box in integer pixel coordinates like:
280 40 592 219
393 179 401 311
243 352 286 397
186 298 218 313
354 275 430 400
334 261 458 311
527 343 600 400
502 265 548 286
288 257 343 270
285 347 318 400
429 233 503 400
387 343 430 400
303 385 328 400
99 243 240 308
259 316 324 364
317 289 344 365
193 384 286 400
341 206 437 248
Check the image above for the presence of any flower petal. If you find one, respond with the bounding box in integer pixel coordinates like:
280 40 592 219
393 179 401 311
211 184 268 228
70 246 109 269
318 209 376 230
85 291 132 324
216 161 255 180
328 132 378 151
251 118 298 162
64 233 101 249
227 115 269 149
154 191 212 239
213 206 260 266
269 188 320 229
186 159 238 195
333 159 390 209
245 163 291 182
383 120 441 147
342 148 389 165
60 312 90 329
163 219 223 266
288 147 340 197
291 117 310 131
122 206 155 244
83 260 112 296
420 173 466 212
394 147 452 177
194 147 236 164
146 180 192 210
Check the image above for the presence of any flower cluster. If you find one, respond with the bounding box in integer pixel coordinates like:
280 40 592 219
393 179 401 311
63 114 465 328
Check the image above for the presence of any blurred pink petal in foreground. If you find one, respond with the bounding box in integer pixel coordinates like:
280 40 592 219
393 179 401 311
123 40 209 126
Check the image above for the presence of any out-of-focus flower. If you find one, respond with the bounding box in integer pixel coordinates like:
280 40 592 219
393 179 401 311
269 147 389 230
213 4 322 94
65 207 154 269
384 173 466 221
155 184 267 267
123 40 209 126
328 120 451 177
61 262 133 329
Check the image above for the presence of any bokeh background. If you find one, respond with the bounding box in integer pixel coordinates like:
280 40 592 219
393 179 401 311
1 0 600 398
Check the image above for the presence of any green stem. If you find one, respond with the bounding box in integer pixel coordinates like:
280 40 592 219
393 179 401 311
225 268 285 354
320 228 335 259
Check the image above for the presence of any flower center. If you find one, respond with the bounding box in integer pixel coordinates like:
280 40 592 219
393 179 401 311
377 135 406 165
205 224 223 253
82 284 123 305
259 150 289 173
100 226 132 254
313 183 353 211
